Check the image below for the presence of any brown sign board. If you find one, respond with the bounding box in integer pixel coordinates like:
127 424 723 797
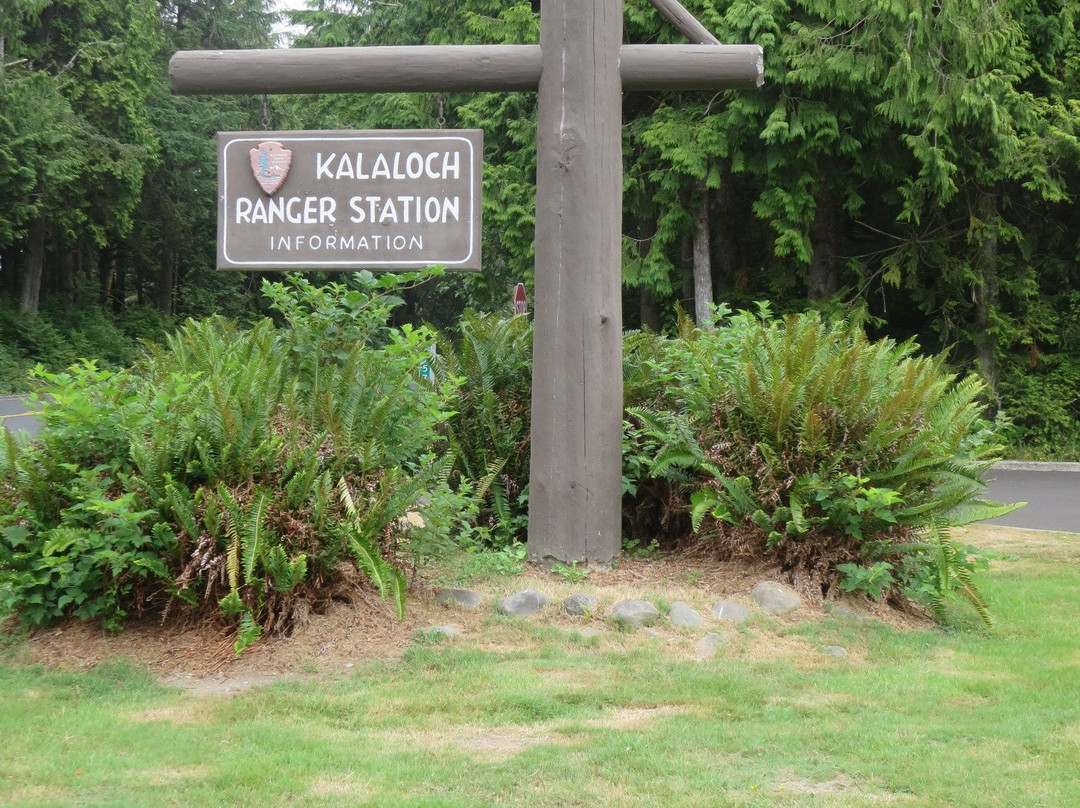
217 129 482 271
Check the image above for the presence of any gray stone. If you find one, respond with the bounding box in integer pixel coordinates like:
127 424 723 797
712 600 751 624
825 603 866 622
610 599 660 628
421 625 461 640
696 632 724 661
496 589 550 617
435 588 484 610
823 645 847 658
668 601 704 629
573 627 603 639
563 593 598 616
750 581 803 615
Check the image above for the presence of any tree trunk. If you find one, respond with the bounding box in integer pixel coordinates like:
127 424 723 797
158 249 176 316
638 285 661 331
112 251 126 314
680 230 693 313
808 189 841 301
18 217 46 315
99 247 116 309
60 251 76 314
0 247 19 297
973 196 1000 405
692 179 714 329
711 165 733 299
630 212 661 331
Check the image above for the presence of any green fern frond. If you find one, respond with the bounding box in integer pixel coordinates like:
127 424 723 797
474 457 507 502
165 480 202 541
264 545 308 592
387 566 407 620
690 489 727 531
348 534 393 598
241 490 272 585
337 476 358 518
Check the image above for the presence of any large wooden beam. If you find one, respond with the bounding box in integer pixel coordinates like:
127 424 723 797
646 0 721 45
170 45 542 94
528 0 623 567
169 44 762 95
621 44 762 90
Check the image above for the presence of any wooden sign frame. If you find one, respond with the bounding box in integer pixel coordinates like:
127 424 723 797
218 129 483 271
171 0 763 567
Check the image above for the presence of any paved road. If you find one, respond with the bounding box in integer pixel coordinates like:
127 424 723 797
0 394 41 437
984 464 1080 533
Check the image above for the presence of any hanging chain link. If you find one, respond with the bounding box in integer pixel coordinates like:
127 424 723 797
261 95 270 131
436 93 446 128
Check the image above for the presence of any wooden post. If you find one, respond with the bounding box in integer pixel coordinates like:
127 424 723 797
167 4 764 568
528 0 623 567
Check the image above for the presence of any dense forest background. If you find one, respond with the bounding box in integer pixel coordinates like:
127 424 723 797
1 0 1078 456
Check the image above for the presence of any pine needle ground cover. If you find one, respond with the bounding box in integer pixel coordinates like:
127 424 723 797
2 525 1077 808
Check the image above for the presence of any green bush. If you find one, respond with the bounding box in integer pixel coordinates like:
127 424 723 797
626 309 1013 625
998 354 1080 460
436 310 532 547
0 273 459 648
0 293 160 394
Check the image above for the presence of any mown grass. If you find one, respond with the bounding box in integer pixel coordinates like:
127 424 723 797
1 526 1078 807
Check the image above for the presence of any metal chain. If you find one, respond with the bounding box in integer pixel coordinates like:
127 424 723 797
261 94 270 130
436 93 446 128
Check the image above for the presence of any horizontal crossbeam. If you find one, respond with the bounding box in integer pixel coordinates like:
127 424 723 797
170 44 763 95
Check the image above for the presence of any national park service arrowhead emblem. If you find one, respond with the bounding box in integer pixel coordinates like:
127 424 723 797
249 141 292 195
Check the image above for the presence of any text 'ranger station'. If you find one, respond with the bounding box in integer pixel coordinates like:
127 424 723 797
234 148 464 227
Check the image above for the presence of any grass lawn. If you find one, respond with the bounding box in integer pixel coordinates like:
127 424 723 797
1 525 1078 808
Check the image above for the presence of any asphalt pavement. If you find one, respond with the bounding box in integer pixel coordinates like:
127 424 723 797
983 462 1080 533
0 394 40 437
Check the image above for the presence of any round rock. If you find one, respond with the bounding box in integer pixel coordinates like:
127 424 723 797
823 645 847 658
496 589 550 617
750 581 803 615
563 593 598 616
712 600 751 624
420 625 461 640
668 601 704 629
435 588 484 610
610 599 660 628
696 632 724 661
825 603 866 622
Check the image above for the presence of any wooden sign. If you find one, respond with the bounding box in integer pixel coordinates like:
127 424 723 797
218 130 482 270
171 0 764 567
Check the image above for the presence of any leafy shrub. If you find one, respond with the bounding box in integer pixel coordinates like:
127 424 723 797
626 308 1013 624
998 354 1080 460
0 273 459 648
0 343 27 395
436 310 533 547
0 293 158 394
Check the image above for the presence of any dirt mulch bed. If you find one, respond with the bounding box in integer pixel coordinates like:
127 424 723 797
9 552 935 695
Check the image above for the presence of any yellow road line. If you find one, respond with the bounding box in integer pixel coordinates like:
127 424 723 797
0 412 35 420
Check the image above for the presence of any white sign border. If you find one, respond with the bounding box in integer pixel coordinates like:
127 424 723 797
220 132 479 269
